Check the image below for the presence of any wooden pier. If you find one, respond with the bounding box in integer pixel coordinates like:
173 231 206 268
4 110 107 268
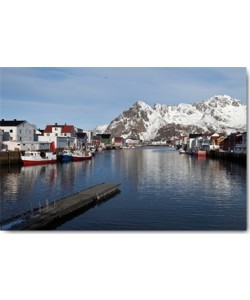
2 183 120 230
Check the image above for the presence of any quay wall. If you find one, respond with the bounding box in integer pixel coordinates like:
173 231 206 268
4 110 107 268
206 150 246 165
0 149 63 166
0 151 21 166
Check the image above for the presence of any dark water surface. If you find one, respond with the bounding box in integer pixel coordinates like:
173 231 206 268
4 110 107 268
0 148 247 230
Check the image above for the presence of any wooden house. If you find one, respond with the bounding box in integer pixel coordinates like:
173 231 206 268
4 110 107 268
234 132 247 154
219 132 242 152
0 119 36 142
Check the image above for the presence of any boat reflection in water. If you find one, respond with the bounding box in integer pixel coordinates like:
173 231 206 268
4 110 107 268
0 148 246 230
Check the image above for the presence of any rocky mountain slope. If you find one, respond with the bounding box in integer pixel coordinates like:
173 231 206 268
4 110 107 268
100 95 247 141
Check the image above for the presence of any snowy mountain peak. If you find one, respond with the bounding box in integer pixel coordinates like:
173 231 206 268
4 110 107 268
105 95 246 141
95 124 108 134
195 95 242 110
133 100 153 111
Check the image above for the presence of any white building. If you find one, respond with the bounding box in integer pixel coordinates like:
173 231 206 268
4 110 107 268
125 139 141 146
43 123 76 138
151 140 167 146
38 135 75 149
0 119 35 142
39 123 76 148
4 141 50 151
40 124 91 149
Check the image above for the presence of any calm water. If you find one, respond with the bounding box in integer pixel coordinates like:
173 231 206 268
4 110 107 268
0 148 247 230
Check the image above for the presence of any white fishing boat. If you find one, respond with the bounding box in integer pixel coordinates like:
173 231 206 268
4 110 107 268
72 149 92 161
179 148 186 154
21 151 57 166
21 142 57 166
89 146 96 155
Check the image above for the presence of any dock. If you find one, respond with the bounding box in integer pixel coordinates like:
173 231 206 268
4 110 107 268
2 183 120 230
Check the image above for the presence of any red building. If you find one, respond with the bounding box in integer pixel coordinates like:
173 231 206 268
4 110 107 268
113 137 124 147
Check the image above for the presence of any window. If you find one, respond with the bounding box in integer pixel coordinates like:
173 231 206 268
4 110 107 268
47 133 50 136
10 129 13 133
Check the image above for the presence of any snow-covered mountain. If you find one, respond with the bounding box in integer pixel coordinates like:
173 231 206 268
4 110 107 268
104 95 247 141
94 124 108 134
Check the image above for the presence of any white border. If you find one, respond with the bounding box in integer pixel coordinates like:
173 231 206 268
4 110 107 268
0 1 249 300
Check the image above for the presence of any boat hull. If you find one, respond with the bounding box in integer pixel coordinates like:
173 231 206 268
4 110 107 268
197 150 206 157
71 149 92 162
21 150 57 166
179 149 186 154
72 156 92 162
58 155 72 163
21 158 57 166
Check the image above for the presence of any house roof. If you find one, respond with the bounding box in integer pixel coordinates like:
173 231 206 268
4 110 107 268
61 125 74 133
0 120 26 127
211 133 220 137
44 125 54 133
44 124 74 133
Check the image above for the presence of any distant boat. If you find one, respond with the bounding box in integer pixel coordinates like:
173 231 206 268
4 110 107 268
97 146 105 152
21 142 57 166
196 150 206 157
72 149 92 161
89 146 96 156
179 148 186 154
58 149 73 162
192 149 207 157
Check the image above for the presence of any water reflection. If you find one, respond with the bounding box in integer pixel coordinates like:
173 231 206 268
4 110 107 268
0 148 247 230
0 160 93 224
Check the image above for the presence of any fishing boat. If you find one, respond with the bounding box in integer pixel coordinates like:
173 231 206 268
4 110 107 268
97 146 105 152
72 149 92 161
21 142 57 166
58 149 73 162
196 150 206 157
179 148 186 154
89 146 96 156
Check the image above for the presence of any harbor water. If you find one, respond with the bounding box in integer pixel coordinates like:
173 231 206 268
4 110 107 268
0 147 247 230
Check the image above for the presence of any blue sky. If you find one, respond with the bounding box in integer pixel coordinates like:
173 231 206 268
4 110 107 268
0 67 246 130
